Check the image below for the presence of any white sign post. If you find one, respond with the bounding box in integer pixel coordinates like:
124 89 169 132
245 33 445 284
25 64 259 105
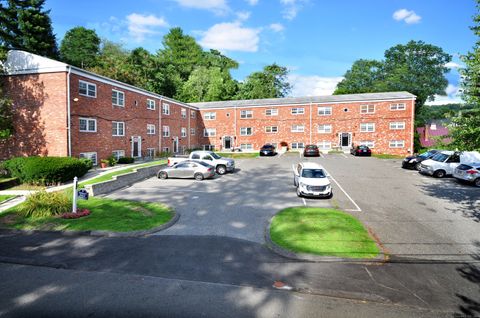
72 176 78 213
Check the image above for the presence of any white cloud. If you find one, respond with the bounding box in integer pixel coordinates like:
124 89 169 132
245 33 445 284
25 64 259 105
446 83 459 96
445 61 463 69
269 23 284 32
280 0 307 20
173 0 229 14
199 22 261 52
246 0 259 5
393 9 421 24
126 13 169 42
288 74 344 97
425 83 465 105
236 11 251 21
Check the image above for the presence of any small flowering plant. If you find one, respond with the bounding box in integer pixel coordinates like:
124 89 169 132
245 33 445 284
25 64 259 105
60 208 91 219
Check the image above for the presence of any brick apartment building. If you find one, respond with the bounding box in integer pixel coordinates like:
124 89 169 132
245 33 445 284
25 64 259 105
1 50 416 163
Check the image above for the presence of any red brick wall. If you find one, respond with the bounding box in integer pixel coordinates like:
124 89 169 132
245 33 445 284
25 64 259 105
0 72 68 159
198 99 414 155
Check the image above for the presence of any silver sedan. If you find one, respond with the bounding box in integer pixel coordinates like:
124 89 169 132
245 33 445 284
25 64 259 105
157 160 215 181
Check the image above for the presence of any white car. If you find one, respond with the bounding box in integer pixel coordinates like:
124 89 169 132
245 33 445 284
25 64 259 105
420 151 480 178
293 162 332 198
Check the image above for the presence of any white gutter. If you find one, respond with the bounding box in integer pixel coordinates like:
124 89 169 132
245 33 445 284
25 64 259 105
309 102 313 144
67 66 72 157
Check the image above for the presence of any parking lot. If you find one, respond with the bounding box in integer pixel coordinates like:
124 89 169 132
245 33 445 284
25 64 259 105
108 152 480 261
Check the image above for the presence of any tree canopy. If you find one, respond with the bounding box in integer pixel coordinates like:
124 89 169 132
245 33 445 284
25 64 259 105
334 40 451 113
237 64 291 100
59 26 100 68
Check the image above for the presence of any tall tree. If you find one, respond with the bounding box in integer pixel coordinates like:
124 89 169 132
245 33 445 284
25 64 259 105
334 59 384 95
237 64 291 100
0 45 13 139
88 39 130 83
334 41 451 113
0 0 58 58
60 26 100 68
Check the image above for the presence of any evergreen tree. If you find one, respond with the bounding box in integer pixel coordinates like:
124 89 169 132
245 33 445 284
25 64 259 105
0 0 58 58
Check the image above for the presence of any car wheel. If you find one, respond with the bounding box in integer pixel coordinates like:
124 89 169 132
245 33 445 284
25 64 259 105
158 171 168 179
433 170 446 178
216 165 227 175
194 173 204 181
415 162 421 171
474 178 480 187
296 187 302 197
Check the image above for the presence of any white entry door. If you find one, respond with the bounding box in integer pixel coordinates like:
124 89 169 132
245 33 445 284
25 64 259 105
131 136 142 157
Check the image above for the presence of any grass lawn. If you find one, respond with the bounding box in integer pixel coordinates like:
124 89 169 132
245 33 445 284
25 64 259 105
80 159 166 187
372 154 405 159
216 152 259 159
1 196 173 232
0 195 16 204
270 207 380 258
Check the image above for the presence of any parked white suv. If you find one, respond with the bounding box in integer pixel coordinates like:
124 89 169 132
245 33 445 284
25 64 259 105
420 151 480 178
293 162 332 198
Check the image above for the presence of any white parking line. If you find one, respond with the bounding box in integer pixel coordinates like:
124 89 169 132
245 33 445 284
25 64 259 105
328 175 362 212
302 198 307 206
341 153 348 159
319 153 324 158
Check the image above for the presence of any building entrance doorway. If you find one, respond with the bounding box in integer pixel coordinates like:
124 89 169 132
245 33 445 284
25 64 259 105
223 136 232 150
173 136 179 153
339 132 352 147
131 136 142 158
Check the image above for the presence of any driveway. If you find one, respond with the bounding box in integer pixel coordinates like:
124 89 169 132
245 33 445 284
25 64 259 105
107 153 480 261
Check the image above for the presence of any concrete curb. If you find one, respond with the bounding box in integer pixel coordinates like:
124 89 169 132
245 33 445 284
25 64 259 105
264 209 388 264
0 195 19 206
0 211 180 238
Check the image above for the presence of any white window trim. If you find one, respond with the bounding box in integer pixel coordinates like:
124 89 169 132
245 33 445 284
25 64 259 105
147 99 155 110
265 109 278 116
317 141 332 150
360 123 375 133
359 141 375 148
265 126 278 133
318 107 332 116
112 121 125 136
291 142 305 149
291 108 305 115
112 89 125 107
181 108 187 118
79 117 97 132
389 140 405 148
240 127 253 136
318 124 332 133
181 127 187 137
79 80 96 98
240 110 253 119
360 104 375 114
291 125 305 133
147 148 156 157
163 126 170 137
389 122 406 130
191 110 196 118
390 103 406 111
204 112 216 120
147 124 156 135
112 150 125 160
204 128 216 137
79 152 98 166
190 128 195 135
240 144 253 150
162 103 170 115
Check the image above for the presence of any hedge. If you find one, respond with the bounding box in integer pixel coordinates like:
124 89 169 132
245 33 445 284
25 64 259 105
117 157 135 164
3 157 92 185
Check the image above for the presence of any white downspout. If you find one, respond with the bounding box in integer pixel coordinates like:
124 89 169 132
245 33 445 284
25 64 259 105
234 105 237 149
188 107 191 150
159 97 162 154
67 66 72 157
309 102 312 145
411 97 415 154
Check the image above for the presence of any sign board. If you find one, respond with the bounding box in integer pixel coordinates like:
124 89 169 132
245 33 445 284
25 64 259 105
77 189 89 200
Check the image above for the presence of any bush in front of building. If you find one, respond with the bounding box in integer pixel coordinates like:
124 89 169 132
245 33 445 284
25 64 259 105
3 157 92 185
19 190 71 218
117 157 135 164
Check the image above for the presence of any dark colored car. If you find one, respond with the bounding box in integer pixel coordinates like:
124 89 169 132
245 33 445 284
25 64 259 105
303 144 320 157
350 145 371 156
259 144 276 156
402 149 439 170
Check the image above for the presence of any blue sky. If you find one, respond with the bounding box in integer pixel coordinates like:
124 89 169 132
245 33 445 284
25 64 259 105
46 0 477 104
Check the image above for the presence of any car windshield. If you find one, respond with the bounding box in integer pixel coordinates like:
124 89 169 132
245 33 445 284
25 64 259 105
418 151 430 158
210 152 221 159
432 153 449 162
306 145 317 149
358 145 369 149
302 169 326 178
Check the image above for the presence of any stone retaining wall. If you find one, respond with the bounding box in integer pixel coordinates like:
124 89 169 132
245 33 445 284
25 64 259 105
85 164 165 197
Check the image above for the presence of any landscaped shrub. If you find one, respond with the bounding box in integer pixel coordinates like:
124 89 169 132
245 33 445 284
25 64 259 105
19 190 72 218
117 157 135 164
107 155 117 166
3 157 91 185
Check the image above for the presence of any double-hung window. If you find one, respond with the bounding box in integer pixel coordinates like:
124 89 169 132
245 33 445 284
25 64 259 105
240 127 253 136
112 121 125 136
204 128 216 137
181 108 187 118
265 109 278 116
112 90 125 107
318 107 332 116
265 126 278 133
163 126 170 137
147 124 156 135
147 99 155 110
162 103 170 115
291 142 305 149
318 124 332 133
191 110 196 118
112 150 125 160
317 141 331 150
389 140 405 148
79 118 96 132
389 122 405 130
359 141 375 148
190 128 195 135
360 104 375 114
360 123 375 132
181 127 187 137
79 152 97 165
291 125 305 133
240 110 253 118
79 80 96 97
390 103 406 111
291 108 305 115
204 112 216 120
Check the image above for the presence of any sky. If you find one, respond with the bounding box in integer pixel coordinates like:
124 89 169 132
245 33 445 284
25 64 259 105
45 0 477 105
